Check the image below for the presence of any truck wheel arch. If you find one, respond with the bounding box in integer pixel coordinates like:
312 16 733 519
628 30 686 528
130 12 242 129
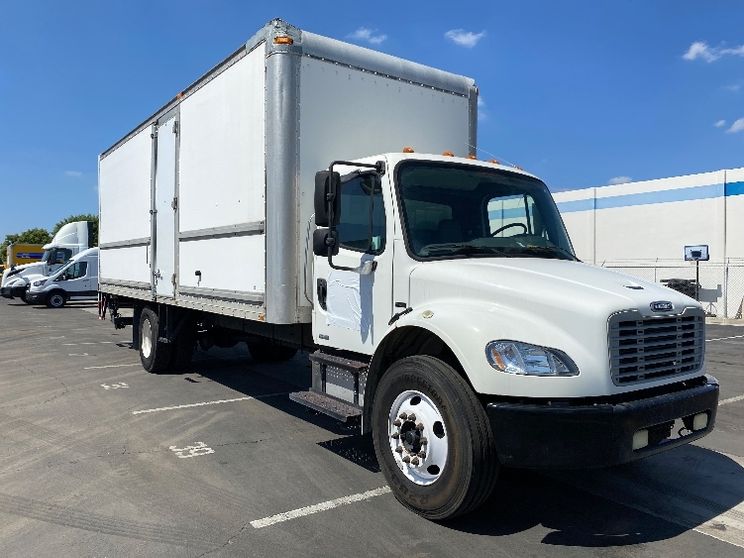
363 326 469 434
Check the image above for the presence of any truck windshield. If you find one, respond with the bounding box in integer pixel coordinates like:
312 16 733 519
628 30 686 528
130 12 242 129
397 161 577 261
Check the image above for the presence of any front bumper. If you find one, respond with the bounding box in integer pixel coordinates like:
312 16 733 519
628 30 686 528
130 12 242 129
25 291 44 304
1 285 28 299
486 375 719 469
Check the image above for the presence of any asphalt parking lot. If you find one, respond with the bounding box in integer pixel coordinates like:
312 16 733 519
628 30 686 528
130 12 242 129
0 301 742 557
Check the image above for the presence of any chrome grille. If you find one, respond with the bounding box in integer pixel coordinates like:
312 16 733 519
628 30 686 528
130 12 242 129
608 308 705 385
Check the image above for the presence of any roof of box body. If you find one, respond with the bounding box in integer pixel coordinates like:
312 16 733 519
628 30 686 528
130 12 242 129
100 18 476 159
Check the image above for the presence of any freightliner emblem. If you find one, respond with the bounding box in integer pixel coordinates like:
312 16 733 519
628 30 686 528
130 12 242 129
650 301 674 312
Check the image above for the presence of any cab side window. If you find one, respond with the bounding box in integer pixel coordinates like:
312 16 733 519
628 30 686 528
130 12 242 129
62 262 88 280
336 174 386 254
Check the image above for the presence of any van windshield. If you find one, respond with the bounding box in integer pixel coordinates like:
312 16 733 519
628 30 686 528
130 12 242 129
396 162 577 261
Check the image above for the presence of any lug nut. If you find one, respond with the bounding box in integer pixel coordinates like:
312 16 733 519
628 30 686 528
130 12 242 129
395 446 403 453
415 423 424 431
391 432 400 439
411 457 420 466
393 420 402 427
402 456 411 463
417 451 426 458
399 412 408 420
408 414 416 421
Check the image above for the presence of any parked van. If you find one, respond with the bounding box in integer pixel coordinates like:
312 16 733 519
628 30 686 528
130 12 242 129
1 221 93 301
26 248 99 308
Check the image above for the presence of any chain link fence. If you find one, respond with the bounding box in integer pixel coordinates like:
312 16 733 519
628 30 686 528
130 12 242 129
600 259 744 319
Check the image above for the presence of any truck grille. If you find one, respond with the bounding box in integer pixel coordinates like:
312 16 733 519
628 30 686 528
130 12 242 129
608 308 704 385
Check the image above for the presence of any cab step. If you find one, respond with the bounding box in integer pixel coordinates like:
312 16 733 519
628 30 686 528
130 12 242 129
289 391 362 423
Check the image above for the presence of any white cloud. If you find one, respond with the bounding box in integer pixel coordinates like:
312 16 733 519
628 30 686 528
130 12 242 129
445 29 486 48
347 27 387 45
477 96 488 121
714 119 727 128
727 118 744 133
682 41 744 63
64 170 83 177
608 176 632 185
724 83 741 92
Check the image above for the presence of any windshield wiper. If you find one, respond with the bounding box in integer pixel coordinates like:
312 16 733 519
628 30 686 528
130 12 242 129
507 245 579 261
422 244 512 257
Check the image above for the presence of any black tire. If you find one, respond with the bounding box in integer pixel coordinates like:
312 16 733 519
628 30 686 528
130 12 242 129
170 319 196 371
46 291 67 308
139 307 172 373
246 342 298 363
371 355 498 520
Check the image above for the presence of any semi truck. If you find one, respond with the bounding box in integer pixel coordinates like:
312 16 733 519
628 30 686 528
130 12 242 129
98 19 718 520
1 221 93 301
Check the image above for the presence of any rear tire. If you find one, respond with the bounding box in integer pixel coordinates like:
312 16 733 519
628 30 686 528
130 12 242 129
46 291 67 308
371 355 498 520
246 342 297 363
139 307 172 373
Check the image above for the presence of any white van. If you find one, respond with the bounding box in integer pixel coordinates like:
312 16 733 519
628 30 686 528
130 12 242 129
26 248 99 308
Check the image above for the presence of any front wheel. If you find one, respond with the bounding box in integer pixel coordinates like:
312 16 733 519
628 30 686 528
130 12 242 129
46 291 67 308
372 355 498 520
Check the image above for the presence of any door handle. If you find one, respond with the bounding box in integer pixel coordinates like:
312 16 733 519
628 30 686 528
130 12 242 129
316 279 327 310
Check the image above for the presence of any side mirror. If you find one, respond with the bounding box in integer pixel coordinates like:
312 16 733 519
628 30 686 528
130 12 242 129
314 170 341 227
313 228 339 257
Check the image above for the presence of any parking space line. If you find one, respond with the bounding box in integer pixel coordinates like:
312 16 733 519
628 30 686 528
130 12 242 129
62 341 114 346
131 392 288 415
250 486 391 529
719 394 744 407
84 363 140 370
706 334 744 342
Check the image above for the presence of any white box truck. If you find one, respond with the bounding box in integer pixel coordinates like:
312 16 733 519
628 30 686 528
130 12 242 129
98 19 718 520
1 221 94 301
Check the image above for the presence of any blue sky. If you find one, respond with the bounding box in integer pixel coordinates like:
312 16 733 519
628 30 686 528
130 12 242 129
0 1 742 240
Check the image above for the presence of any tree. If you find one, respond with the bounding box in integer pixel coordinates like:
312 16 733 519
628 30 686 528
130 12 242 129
0 228 52 264
52 213 98 247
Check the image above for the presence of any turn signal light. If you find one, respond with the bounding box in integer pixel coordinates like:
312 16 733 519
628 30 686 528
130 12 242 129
273 36 294 45
402 146 415 153
442 150 454 157
488 159 500 164
467 154 477 160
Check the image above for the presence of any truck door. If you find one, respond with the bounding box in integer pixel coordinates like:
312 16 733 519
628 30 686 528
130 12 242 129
312 171 393 354
153 110 179 299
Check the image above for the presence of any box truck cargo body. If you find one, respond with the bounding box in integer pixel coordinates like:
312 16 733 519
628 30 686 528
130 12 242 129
99 19 718 520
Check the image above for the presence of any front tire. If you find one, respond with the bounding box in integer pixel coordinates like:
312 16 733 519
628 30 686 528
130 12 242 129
372 355 498 520
46 291 67 308
139 307 172 373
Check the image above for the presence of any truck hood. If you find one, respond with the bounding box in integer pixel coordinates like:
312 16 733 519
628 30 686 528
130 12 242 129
409 258 699 322
1 262 45 286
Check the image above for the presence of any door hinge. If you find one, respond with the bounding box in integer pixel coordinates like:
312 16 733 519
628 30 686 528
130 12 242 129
150 130 158 139
171 197 178 210
172 121 179 135
171 273 177 288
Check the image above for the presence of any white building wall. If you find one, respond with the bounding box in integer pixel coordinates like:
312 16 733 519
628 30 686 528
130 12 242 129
553 167 744 317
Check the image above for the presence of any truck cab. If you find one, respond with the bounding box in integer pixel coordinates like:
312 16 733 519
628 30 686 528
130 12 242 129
307 151 716 517
1 221 93 301
26 248 99 308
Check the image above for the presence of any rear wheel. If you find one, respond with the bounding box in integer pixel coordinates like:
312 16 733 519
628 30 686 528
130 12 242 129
46 291 67 308
372 355 498 520
139 307 172 373
246 341 297 363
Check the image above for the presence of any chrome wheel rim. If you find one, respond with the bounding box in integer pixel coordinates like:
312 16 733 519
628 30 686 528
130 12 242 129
141 318 153 359
388 389 448 486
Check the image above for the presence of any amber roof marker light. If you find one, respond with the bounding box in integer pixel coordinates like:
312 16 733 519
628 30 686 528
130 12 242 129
442 150 455 157
273 35 294 45
402 146 415 153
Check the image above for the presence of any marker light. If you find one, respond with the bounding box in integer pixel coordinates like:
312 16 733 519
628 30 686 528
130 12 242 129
467 154 477 160
402 146 415 153
442 150 455 157
488 159 500 164
273 36 294 45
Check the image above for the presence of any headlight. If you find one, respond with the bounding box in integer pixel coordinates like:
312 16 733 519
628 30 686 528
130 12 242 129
485 340 579 377
32 279 47 287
